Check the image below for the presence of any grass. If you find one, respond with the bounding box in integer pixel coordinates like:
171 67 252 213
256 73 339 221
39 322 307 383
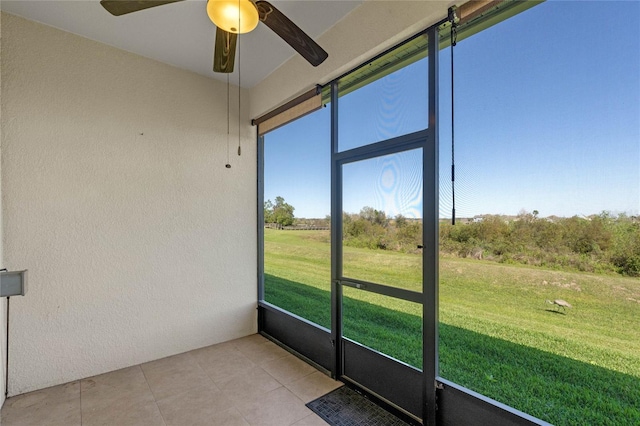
264 229 640 425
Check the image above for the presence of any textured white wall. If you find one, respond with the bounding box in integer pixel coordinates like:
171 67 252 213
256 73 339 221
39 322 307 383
250 0 455 119
1 12 256 395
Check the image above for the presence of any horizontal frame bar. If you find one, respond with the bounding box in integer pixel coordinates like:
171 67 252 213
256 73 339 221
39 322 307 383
335 129 429 165
340 278 422 304
252 85 321 126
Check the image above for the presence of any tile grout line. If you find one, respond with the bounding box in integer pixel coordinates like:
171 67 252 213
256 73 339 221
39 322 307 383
79 379 83 426
139 364 168 426
187 341 256 426
218 342 267 426
223 336 315 426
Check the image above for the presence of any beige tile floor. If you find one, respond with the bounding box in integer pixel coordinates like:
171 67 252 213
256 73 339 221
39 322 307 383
1 334 342 426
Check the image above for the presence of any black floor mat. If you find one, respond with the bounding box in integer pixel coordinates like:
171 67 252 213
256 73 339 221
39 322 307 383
306 386 410 426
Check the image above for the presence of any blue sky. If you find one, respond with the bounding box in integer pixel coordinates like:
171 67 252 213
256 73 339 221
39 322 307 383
264 1 639 219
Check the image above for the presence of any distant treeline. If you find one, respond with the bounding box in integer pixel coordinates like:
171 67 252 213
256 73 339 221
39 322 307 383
340 208 640 277
266 196 640 276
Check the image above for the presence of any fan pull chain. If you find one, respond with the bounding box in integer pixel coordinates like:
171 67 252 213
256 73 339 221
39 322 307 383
450 10 458 225
225 73 231 168
237 0 242 157
237 46 241 157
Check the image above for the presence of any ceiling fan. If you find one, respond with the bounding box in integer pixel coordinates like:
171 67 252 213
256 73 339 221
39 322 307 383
100 0 329 73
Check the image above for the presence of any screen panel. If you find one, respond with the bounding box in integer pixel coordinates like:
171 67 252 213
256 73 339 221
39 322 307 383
437 2 640 425
262 104 332 329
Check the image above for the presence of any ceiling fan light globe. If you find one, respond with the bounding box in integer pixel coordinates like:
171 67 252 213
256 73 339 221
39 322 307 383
207 0 259 34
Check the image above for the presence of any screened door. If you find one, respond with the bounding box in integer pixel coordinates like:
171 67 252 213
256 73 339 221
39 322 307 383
336 141 427 418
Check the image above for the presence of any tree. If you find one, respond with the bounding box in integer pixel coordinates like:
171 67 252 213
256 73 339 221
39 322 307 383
395 214 407 228
263 199 274 223
265 196 295 226
609 215 640 276
360 206 388 227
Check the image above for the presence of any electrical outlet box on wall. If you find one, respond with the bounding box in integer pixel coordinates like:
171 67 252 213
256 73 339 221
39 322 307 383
0 271 27 297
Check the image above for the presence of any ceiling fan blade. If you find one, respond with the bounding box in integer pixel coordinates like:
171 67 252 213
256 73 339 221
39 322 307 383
213 28 237 73
100 0 184 16
255 1 328 67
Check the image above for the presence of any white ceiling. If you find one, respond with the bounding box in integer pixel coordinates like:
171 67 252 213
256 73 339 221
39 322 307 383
0 0 362 87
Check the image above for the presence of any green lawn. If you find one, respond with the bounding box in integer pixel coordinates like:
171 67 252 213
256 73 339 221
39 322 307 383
264 229 640 425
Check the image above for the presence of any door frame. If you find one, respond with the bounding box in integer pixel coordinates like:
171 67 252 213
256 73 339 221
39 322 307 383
259 25 439 424
331 128 432 421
